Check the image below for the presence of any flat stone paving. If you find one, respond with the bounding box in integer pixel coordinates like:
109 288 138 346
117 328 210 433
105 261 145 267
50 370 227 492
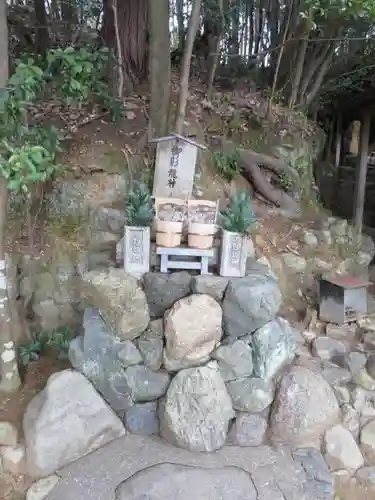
45 435 334 500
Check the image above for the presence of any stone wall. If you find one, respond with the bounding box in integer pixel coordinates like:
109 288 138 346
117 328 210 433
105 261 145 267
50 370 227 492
68 263 298 451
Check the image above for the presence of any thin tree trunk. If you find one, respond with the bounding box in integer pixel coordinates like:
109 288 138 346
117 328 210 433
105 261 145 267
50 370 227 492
0 0 21 393
112 0 124 98
34 0 50 57
149 0 171 138
176 0 185 50
267 0 293 117
175 0 201 135
206 0 224 100
249 0 254 56
305 44 336 108
298 40 333 102
288 37 308 108
254 0 263 55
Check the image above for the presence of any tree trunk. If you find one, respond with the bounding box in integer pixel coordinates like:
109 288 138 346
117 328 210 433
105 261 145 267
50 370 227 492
298 42 332 103
0 0 21 393
206 0 224 100
102 0 149 90
149 0 171 138
288 37 308 108
176 0 185 50
267 0 293 117
112 0 124 98
305 44 336 109
175 0 201 135
34 0 50 57
267 0 279 73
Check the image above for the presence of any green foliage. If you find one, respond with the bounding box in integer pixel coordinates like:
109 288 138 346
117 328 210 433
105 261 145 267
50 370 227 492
45 326 72 355
18 326 73 366
275 144 313 190
18 335 43 366
212 149 241 182
0 58 45 140
219 190 254 234
124 182 154 227
303 0 375 22
0 58 63 195
0 143 58 193
47 46 117 112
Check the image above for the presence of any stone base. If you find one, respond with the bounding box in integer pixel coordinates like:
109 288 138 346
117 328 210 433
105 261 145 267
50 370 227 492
42 434 334 500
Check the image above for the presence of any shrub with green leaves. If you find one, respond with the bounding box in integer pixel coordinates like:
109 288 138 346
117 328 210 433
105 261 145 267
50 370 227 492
125 182 154 227
0 143 58 192
219 190 254 234
47 46 114 108
18 335 43 366
18 326 73 366
212 149 241 182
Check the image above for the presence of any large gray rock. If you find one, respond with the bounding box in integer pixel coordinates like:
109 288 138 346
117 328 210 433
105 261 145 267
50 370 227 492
124 366 170 402
143 272 191 318
222 263 281 338
90 206 126 235
81 268 149 340
270 366 339 446
46 174 126 218
23 370 125 477
251 317 297 382
159 364 234 452
212 340 253 382
26 475 61 500
123 402 159 436
69 308 133 414
312 337 347 361
115 463 257 500
226 377 274 412
325 425 364 472
163 294 223 372
191 275 229 302
117 341 143 368
227 413 267 447
360 419 375 463
292 448 334 500
136 322 164 371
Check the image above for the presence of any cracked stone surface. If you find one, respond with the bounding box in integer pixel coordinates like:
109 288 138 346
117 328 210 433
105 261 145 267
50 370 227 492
44 434 333 500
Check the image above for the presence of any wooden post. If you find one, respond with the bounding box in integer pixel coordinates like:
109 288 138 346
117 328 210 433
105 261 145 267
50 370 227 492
353 112 371 237
324 118 334 161
334 113 342 168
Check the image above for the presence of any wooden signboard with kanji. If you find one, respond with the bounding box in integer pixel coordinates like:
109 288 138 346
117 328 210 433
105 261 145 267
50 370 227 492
150 134 206 199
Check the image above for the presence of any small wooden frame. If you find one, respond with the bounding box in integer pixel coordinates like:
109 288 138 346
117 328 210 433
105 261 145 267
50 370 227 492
156 246 213 275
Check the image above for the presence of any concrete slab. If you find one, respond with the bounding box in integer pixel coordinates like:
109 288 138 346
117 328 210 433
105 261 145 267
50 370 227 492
45 435 333 500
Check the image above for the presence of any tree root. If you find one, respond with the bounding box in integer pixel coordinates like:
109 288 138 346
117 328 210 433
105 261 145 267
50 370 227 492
214 137 301 213
238 147 301 190
238 153 300 214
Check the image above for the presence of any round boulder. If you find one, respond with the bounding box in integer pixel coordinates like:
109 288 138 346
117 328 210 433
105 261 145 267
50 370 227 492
159 363 234 452
270 366 339 446
163 294 223 371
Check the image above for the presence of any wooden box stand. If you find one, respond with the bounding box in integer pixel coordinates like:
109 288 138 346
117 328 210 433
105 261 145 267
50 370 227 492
157 246 213 275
